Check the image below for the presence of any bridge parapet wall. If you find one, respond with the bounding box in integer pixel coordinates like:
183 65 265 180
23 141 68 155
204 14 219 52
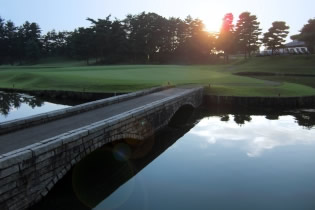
0 86 173 135
0 87 203 210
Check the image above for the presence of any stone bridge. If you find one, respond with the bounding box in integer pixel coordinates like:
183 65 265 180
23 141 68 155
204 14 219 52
0 86 204 210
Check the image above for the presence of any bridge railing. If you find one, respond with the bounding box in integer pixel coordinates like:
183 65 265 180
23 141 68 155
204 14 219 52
0 86 173 135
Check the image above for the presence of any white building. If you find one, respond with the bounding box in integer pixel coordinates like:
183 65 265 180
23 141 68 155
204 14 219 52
258 40 309 56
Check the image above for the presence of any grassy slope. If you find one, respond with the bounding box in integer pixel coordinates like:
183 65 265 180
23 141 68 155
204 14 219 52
231 55 315 74
0 56 315 96
228 55 315 91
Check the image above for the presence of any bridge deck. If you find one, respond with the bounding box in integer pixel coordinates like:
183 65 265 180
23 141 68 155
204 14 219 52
0 87 191 155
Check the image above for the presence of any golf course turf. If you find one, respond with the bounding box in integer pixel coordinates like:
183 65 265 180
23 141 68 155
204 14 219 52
0 55 314 97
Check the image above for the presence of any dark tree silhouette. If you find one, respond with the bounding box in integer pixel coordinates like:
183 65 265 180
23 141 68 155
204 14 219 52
265 115 279 120
22 22 42 63
235 12 262 58
0 17 6 64
69 27 95 64
220 115 230 122
291 19 315 54
233 114 252 126
262 21 289 55
294 112 315 129
0 93 44 116
42 30 70 57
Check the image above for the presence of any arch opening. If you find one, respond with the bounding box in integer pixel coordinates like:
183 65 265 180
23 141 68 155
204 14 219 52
168 104 195 128
69 138 146 209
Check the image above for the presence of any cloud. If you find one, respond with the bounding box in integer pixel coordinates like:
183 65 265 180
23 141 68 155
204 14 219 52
190 115 315 157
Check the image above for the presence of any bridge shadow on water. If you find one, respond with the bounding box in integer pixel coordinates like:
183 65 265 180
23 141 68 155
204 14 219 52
31 105 200 210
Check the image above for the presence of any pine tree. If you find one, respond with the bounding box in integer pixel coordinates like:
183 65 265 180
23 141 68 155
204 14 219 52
235 12 262 58
262 21 289 55
291 19 315 53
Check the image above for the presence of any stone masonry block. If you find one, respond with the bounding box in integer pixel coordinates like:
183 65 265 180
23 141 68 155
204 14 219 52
0 172 19 189
61 130 87 144
66 138 82 149
35 150 55 164
0 164 19 179
46 181 54 191
0 150 32 169
0 186 23 203
0 181 16 195
30 140 61 157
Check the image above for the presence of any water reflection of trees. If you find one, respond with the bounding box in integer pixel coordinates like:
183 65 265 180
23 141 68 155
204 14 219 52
294 112 315 129
213 108 315 128
219 114 253 126
265 114 280 120
0 92 44 116
220 115 229 122
233 115 252 126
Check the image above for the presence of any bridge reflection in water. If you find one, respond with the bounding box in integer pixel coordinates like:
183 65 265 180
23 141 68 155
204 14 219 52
31 105 198 210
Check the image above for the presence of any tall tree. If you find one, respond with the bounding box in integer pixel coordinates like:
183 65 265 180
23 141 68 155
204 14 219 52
4 20 18 64
235 12 262 58
175 16 215 63
69 27 95 64
87 16 112 63
0 17 6 64
157 17 181 62
42 30 70 57
124 12 167 63
0 12 220 65
217 13 235 62
262 21 290 55
291 19 315 53
16 21 42 63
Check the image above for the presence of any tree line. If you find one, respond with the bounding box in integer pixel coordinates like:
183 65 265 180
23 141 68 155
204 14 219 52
0 12 314 65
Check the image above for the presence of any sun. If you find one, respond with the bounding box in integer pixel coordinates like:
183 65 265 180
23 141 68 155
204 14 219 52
204 19 222 33
200 12 224 33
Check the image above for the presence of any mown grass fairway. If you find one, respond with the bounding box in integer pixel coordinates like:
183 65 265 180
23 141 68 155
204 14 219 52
0 55 315 96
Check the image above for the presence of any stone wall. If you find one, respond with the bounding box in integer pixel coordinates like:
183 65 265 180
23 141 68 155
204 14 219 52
0 86 173 135
0 87 203 210
204 94 315 109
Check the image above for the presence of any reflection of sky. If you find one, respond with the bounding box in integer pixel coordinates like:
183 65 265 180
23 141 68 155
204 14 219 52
0 102 69 123
191 115 315 157
95 115 315 210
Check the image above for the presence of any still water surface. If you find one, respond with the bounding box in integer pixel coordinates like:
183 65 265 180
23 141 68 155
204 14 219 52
31 108 315 210
0 91 70 123
95 114 315 210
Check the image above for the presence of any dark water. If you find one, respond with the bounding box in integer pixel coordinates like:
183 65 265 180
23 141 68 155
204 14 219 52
31 107 315 210
0 91 71 123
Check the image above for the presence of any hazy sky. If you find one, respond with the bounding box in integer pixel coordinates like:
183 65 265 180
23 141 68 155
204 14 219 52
1 0 314 40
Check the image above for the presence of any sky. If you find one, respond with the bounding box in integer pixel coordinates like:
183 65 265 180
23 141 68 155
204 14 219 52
1 0 315 41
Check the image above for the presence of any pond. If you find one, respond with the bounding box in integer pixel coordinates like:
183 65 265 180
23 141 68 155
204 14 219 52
0 91 71 123
30 108 315 210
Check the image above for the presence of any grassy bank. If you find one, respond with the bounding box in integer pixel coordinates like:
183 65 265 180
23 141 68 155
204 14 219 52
0 55 315 96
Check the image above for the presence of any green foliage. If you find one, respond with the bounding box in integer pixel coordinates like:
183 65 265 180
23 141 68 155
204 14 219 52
42 30 70 57
291 19 315 53
235 12 262 58
262 21 289 54
0 17 6 64
0 12 313 65
0 12 219 65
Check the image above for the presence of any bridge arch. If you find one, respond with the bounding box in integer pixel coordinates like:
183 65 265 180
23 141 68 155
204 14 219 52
168 103 195 127
0 86 204 210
